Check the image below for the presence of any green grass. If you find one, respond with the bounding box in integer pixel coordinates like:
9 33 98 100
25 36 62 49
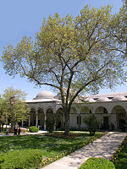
113 136 127 169
0 132 104 168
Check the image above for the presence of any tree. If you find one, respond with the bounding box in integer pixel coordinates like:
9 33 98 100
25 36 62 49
2 87 30 129
2 5 125 135
0 96 6 131
108 0 127 56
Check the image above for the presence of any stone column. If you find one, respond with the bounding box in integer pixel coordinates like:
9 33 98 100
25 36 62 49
22 120 24 127
44 109 46 130
28 116 30 127
53 110 56 131
35 109 38 127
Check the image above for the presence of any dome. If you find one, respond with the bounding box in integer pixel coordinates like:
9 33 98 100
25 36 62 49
112 96 126 101
84 98 96 102
34 90 54 100
97 97 110 102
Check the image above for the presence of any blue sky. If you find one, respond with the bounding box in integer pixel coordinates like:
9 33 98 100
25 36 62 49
0 0 126 99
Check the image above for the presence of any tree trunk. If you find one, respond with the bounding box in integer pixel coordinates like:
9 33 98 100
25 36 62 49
64 109 70 136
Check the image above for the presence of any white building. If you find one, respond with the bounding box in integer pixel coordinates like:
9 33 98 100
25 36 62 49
26 90 127 131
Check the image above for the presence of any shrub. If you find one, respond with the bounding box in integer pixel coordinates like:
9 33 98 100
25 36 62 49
83 115 100 135
29 126 39 132
79 157 115 169
0 149 43 169
46 114 55 133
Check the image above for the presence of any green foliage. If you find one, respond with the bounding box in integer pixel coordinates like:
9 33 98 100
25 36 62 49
29 126 39 132
79 157 115 169
0 149 43 169
83 114 100 135
0 87 30 128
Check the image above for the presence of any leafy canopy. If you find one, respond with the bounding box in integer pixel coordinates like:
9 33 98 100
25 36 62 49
0 87 30 126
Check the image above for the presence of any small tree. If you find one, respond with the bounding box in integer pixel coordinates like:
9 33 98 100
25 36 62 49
2 87 30 130
46 114 55 133
83 114 100 136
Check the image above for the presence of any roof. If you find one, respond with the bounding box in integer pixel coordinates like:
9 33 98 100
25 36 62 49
83 92 127 103
26 90 127 104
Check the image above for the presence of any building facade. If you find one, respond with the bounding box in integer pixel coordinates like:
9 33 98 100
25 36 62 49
26 90 127 131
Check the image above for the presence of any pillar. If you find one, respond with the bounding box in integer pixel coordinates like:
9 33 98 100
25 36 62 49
53 110 56 131
28 116 30 127
44 109 46 130
35 109 38 127
22 120 24 127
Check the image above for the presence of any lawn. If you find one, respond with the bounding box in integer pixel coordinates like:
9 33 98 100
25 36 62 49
112 136 127 169
0 132 104 168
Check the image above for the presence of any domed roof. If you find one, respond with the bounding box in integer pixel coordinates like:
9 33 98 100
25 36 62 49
34 90 54 100
97 97 110 102
84 98 96 102
112 96 126 101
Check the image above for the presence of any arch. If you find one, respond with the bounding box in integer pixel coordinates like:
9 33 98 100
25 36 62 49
46 108 54 131
111 105 127 131
38 108 45 129
70 106 77 114
95 106 109 130
46 108 53 114
30 108 36 126
80 106 91 114
56 108 64 129
95 106 108 114
111 105 126 114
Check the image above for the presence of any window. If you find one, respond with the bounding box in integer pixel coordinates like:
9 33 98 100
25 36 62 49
107 97 113 100
93 98 98 100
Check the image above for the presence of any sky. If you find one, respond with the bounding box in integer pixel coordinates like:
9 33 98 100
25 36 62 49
0 0 126 100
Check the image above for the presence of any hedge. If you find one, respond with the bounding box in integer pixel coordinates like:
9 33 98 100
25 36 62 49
79 157 115 169
29 126 39 132
0 149 43 169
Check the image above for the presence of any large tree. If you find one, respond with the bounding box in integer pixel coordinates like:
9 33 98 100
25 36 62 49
109 0 127 55
2 87 30 129
2 5 125 135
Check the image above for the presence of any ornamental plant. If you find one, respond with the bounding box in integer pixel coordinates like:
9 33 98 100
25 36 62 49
29 126 39 132
79 157 115 169
83 114 100 136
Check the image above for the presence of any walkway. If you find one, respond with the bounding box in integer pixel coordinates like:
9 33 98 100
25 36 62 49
43 132 127 169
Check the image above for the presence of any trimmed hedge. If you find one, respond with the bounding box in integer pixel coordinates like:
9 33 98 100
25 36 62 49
0 149 43 169
79 157 115 169
29 126 39 132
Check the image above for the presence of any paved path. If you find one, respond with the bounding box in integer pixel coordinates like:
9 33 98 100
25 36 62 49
43 132 127 169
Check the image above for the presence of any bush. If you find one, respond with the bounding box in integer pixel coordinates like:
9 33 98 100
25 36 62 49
46 114 55 133
0 149 43 169
29 126 39 132
83 115 100 135
79 157 115 169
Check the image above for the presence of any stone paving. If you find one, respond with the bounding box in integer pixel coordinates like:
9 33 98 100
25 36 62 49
43 132 127 169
